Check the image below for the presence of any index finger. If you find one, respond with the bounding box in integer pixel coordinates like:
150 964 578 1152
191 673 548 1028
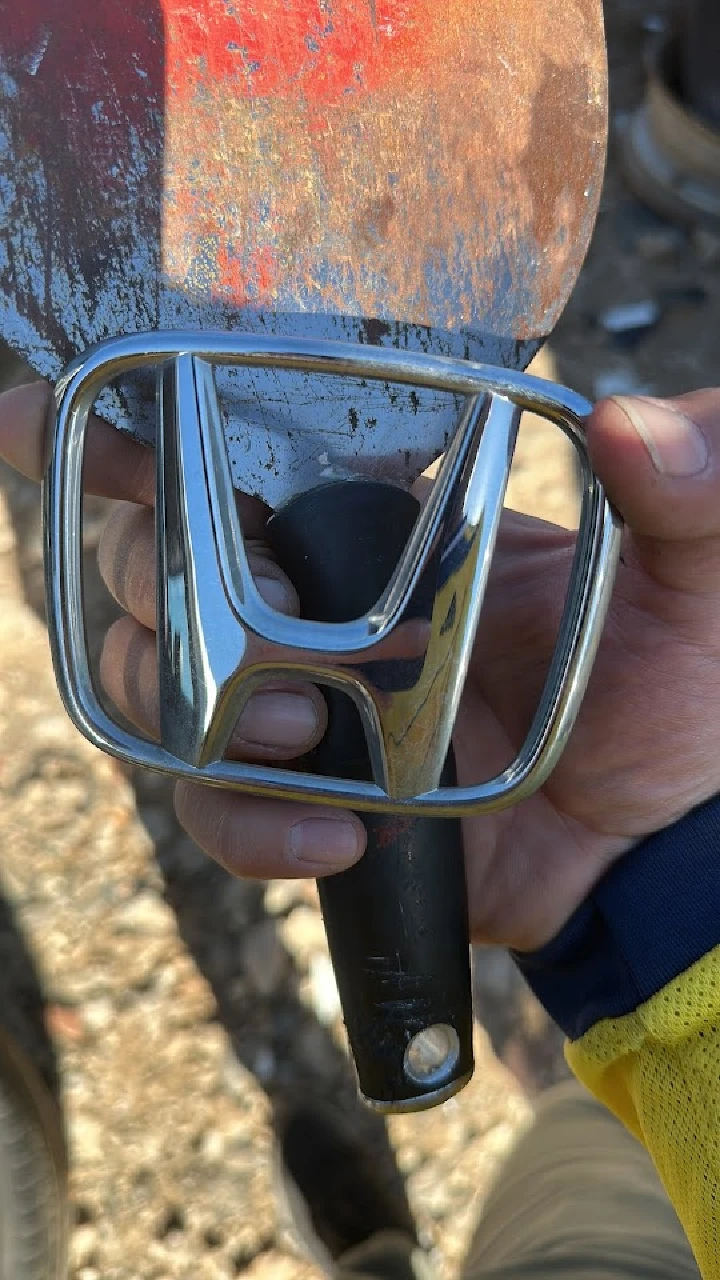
0 380 270 536
0 380 156 505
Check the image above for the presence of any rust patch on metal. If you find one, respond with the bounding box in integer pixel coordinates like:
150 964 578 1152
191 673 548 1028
370 814 417 849
162 0 607 341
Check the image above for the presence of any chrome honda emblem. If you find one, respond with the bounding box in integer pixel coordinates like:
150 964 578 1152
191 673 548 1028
43 331 622 816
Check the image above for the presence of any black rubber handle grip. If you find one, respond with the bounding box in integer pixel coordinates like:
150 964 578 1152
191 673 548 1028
267 480 473 1111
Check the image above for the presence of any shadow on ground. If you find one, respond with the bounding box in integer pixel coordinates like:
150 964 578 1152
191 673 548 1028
0 331 414 1225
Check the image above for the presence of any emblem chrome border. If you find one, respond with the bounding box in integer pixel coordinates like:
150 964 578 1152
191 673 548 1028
44 331 622 816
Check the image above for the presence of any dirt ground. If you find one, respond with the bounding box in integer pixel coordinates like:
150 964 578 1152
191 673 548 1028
1 1 718 1277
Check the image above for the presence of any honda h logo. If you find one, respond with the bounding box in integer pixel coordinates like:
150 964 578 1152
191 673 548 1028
44 330 621 815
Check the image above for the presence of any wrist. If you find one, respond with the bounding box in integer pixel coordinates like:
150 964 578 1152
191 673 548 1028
513 794 720 1039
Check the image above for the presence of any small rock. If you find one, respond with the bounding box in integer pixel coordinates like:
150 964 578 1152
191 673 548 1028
70 1224 99 1269
279 906 327 966
115 890 175 936
241 919 288 996
222 1116 256 1152
483 1120 518 1159
69 1114 105 1164
200 1128 227 1162
82 997 114 1033
599 300 660 333
155 1203 186 1241
599 300 660 349
223 1052 259 1101
0 520 16 556
593 369 651 400
264 879 308 916
408 1163 453 1219
29 714 76 746
396 1145 423 1175
306 952 341 1026
45 1003 85 1044
154 962 178 995
200 1257 235 1280
60 972 111 1003
243 1249 317 1280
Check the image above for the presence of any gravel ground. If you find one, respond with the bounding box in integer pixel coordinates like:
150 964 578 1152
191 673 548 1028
1 1 720 1277
0 483 534 1280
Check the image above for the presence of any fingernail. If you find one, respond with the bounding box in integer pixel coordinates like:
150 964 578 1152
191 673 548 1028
256 575 293 612
236 691 318 749
289 818 361 867
612 396 709 477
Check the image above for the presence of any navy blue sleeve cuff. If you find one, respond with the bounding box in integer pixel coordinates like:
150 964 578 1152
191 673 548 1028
513 794 720 1041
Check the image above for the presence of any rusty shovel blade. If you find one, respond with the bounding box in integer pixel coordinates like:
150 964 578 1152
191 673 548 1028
0 0 606 502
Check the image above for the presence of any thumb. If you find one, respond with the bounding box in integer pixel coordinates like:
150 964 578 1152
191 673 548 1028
587 390 720 592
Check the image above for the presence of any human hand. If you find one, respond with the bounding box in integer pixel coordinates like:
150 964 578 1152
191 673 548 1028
2 382 719 950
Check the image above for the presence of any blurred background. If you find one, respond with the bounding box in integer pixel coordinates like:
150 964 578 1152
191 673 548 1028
0 1 718 1277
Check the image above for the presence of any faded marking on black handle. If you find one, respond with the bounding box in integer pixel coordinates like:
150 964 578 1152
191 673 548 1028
267 480 473 1111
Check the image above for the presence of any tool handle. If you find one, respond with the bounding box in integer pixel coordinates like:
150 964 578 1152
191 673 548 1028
267 480 473 1111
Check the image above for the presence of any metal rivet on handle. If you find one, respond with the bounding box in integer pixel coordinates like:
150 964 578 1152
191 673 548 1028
403 1024 461 1088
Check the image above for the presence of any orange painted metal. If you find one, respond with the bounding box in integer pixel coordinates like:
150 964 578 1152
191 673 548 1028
0 0 606 370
